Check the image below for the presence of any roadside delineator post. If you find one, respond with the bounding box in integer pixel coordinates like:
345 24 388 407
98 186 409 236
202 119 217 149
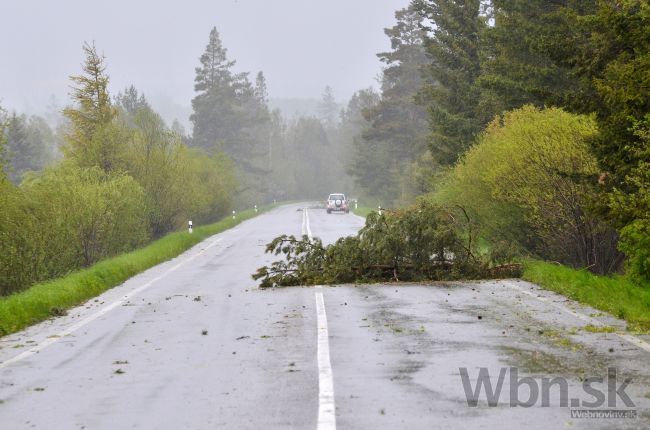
355 199 358 210
254 205 258 213
188 220 193 234
232 210 236 220
378 206 382 215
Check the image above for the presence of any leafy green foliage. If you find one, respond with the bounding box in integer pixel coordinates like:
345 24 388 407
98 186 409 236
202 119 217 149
618 220 650 284
436 106 622 274
0 165 148 295
611 118 650 281
122 107 235 237
0 180 42 294
24 165 149 268
253 200 521 288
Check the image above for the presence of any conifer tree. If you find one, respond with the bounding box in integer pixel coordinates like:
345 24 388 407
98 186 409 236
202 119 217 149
414 0 484 166
115 85 151 117
190 27 238 152
63 42 120 172
318 86 339 129
348 5 430 204
254 71 269 105
4 113 54 183
190 27 271 204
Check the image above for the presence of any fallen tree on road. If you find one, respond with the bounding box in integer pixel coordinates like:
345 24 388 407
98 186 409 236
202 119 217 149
253 200 521 288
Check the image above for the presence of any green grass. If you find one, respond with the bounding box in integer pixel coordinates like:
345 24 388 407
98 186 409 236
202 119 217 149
523 260 650 332
352 206 375 218
0 206 272 336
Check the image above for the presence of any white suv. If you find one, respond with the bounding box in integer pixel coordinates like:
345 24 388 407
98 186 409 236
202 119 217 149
326 193 349 214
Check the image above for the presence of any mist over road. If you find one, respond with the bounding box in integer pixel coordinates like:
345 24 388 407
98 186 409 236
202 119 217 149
0 204 648 429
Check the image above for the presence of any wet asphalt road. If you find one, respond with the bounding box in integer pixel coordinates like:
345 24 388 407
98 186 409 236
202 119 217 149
0 203 649 429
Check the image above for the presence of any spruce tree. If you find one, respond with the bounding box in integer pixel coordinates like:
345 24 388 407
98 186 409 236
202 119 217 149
115 85 151 117
371 6 429 186
190 27 271 204
190 27 238 152
414 0 484 166
566 0 650 197
5 114 55 183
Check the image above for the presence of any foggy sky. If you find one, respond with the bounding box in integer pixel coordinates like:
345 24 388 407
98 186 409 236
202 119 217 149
0 0 410 124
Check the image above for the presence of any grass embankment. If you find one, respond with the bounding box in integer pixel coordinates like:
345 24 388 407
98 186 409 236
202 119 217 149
0 206 271 336
523 260 650 332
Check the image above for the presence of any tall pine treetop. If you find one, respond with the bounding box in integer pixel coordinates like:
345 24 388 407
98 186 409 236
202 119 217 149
254 71 269 104
194 27 236 94
63 42 121 173
64 42 116 139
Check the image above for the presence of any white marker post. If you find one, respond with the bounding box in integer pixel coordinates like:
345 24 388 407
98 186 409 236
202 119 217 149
254 205 258 213
232 210 236 220
188 220 193 234
378 206 382 216
355 199 358 210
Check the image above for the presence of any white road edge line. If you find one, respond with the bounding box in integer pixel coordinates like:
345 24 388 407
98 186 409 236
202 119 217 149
502 280 650 354
0 238 223 369
315 286 336 430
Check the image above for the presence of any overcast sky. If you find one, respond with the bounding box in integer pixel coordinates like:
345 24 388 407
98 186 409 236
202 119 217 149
0 0 410 121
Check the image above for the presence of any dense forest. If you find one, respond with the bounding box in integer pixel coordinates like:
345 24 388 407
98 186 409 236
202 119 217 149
1 0 649 296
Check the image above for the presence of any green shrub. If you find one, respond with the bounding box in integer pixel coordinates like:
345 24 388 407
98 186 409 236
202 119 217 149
619 219 650 283
123 109 235 237
23 164 149 268
0 165 150 294
0 180 44 294
609 120 650 282
435 106 622 274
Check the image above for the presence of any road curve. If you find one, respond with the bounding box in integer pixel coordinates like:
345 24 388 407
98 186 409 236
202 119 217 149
0 203 648 429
